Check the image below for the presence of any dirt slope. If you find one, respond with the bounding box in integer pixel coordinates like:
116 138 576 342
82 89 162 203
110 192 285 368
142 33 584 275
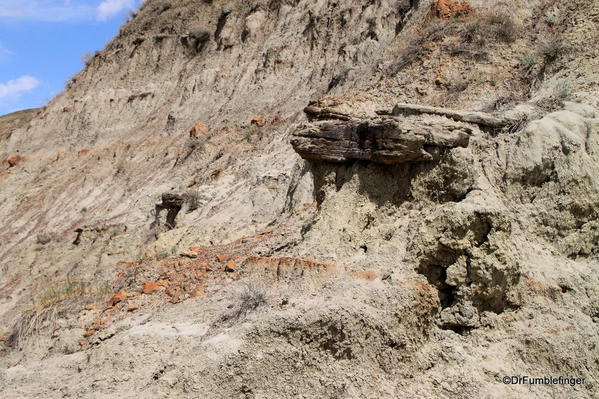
0 0 597 398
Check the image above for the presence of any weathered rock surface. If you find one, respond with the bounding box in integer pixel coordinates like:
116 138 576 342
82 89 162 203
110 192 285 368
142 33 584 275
291 113 471 164
390 102 519 128
0 0 598 398
0 108 38 142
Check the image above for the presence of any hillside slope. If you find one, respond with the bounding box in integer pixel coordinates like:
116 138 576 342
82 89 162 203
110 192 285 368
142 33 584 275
0 0 597 398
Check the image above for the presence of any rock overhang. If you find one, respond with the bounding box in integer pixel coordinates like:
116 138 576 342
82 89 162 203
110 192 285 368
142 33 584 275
291 106 473 164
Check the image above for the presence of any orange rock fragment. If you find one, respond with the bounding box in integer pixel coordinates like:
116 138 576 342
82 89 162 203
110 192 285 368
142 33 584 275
190 284 204 298
250 115 266 127
127 303 139 311
189 122 209 138
201 262 214 272
224 260 237 272
434 0 473 19
83 329 96 338
2 155 24 168
142 281 159 294
107 290 127 306
195 270 206 279
77 149 91 157
79 339 90 350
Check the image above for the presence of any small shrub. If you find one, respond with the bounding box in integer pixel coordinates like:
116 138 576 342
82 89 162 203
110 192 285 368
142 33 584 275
553 80 572 100
185 190 201 211
236 283 266 314
181 137 204 162
64 75 77 90
446 74 469 93
537 36 565 62
545 14 557 27
506 114 529 133
461 10 519 45
544 9 560 27
245 124 263 142
460 20 486 46
221 282 267 323
81 52 94 66
521 53 537 67
487 11 518 43
156 251 169 259
388 35 426 75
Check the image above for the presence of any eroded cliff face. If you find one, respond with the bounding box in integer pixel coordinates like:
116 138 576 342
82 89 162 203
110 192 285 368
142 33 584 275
0 0 598 398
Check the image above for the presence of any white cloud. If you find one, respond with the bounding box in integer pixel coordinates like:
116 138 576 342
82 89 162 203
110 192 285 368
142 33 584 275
0 43 13 55
0 76 40 102
97 0 135 21
0 0 141 22
0 1 94 22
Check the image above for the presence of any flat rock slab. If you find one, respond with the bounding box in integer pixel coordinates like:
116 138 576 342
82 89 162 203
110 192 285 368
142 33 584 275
291 117 470 164
391 103 516 129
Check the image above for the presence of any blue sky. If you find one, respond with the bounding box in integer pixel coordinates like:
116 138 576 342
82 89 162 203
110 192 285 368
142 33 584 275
0 0 143 115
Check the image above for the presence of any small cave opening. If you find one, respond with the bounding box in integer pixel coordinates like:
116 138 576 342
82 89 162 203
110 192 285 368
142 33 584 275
214 10 231 49
152 193 185 230
72 228 83 245
417 263 456 309
444 324 475 335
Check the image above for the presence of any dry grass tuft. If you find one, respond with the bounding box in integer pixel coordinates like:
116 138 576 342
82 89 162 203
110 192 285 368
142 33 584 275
8 281 112 347
537 36 566 62
388 8 520 75
388 35 427 75
184 190 202 211
220 282 267 324
553 79 572 100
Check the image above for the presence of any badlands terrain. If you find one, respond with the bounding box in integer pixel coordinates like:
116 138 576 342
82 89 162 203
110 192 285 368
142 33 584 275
0 0 597 397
